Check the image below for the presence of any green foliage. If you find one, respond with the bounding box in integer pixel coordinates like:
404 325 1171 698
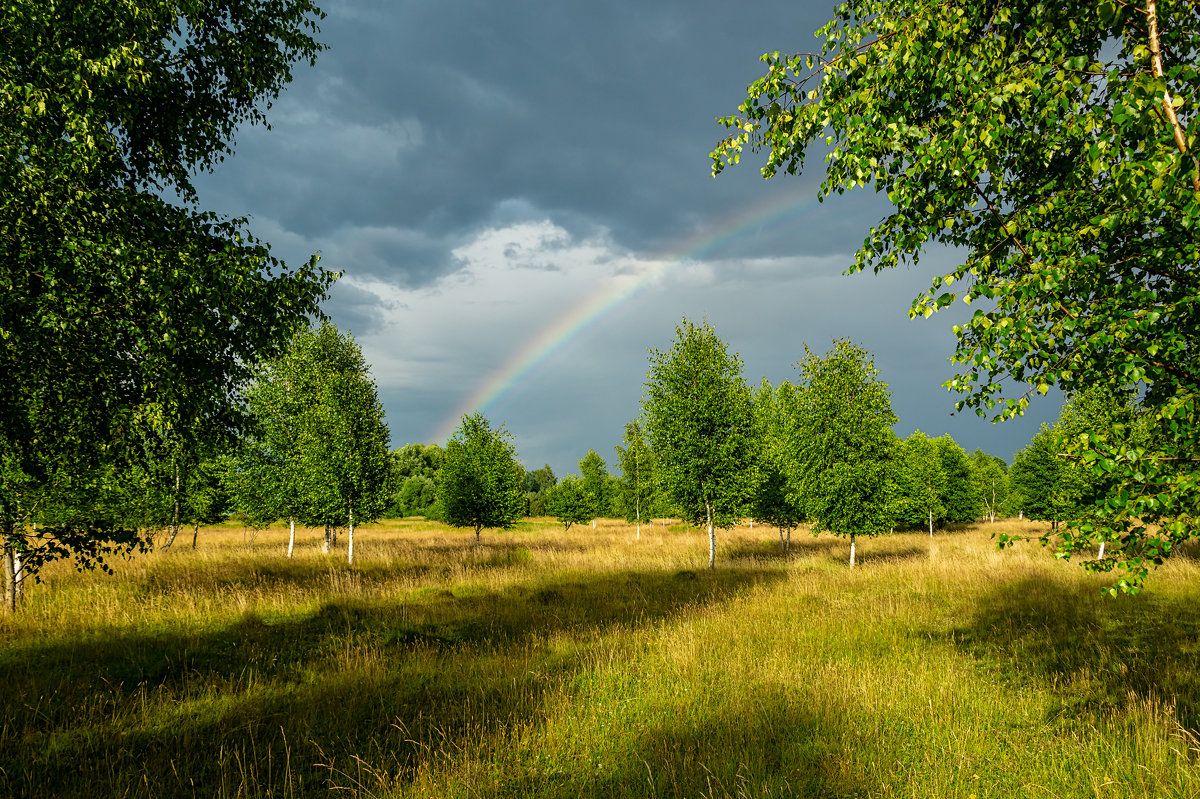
934 436 982 525
0 0 331 590
613 421 657 528
545 476 593 532
713 0 1200 588
750 379 806 548
522 464 557 517
228 323 390 537
787 340 897 557
388 444 445 518
439 413 525 543
578 449 610 519
1008 425 1069 526
895 431 946 531
969 449 1010 522
642 319 757 567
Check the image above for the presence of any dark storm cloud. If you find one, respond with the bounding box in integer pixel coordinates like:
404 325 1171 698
192 0 882 286
184 0 1062 473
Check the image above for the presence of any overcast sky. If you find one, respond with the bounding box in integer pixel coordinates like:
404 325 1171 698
192 0 1061 478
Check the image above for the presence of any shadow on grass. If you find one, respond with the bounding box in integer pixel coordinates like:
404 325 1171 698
726 535 837 562
945 576 1200 733
726 536 929 569
0 566 787 798
490 693 871 799
137 540 601 597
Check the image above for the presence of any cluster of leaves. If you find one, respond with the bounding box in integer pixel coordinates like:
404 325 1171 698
387 443 445 519
227 323 391 546
785 340 897 554
713 0 1200 588
0 0 332 595
438 413 525 546
642 319 758 568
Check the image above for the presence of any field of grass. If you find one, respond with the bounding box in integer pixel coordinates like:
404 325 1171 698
1 517 1198 798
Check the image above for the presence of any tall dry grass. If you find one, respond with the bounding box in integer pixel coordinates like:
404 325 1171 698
1 517 1197 797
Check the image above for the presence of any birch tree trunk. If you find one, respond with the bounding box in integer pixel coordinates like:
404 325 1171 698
347 501 354 565
191 522 199 549
635 495 640 541
15 527 25 602
705 499 715 570
163 460 182 549
2 533 16 613
287 518 295 559
849 532 856 568
928 509 933 537
1098 541 1106 560
323 524 331 554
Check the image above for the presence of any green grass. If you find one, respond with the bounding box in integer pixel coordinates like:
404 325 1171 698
2 518 1198 797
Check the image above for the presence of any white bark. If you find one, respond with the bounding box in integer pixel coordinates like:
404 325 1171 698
849 533 856 569
928 509 933 537
2 539 16 613
287 518 295 558
347 501 355 565
1098 540 1106 560
706 499 715 569
163 460 182 549
322 524 331 554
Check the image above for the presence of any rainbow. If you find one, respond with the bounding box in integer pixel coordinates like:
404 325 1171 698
431 186 823 443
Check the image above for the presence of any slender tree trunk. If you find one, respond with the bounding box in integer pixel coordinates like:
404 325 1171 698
2 533 16 613
705 499 715 569
1148 0 1200 189
163 460 182 549
2 548 14 613
780 526 786 552
849 532 856 568
287 518 295 559
1098 540 1106 560
592 519 596 529
635 495 640 541
347 501 354 565
191 522 199 549
786 527 791 553
475 525 482 549
928 509 933 537
323 524 331 554
14 524 26 603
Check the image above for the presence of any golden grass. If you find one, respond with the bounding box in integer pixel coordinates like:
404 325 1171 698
2 517 1198 798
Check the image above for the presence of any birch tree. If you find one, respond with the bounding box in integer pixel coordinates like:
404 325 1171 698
439 413 525 548
751 379 805 552
713 0 1200 590
614 420 656 540
642 319 757 569
0 0 331 610
786 340 897 567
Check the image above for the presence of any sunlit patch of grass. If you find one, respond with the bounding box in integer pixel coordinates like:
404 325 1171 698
1 518 1198 797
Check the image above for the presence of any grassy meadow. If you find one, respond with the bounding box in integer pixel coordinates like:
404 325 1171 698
2 517 1199 798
